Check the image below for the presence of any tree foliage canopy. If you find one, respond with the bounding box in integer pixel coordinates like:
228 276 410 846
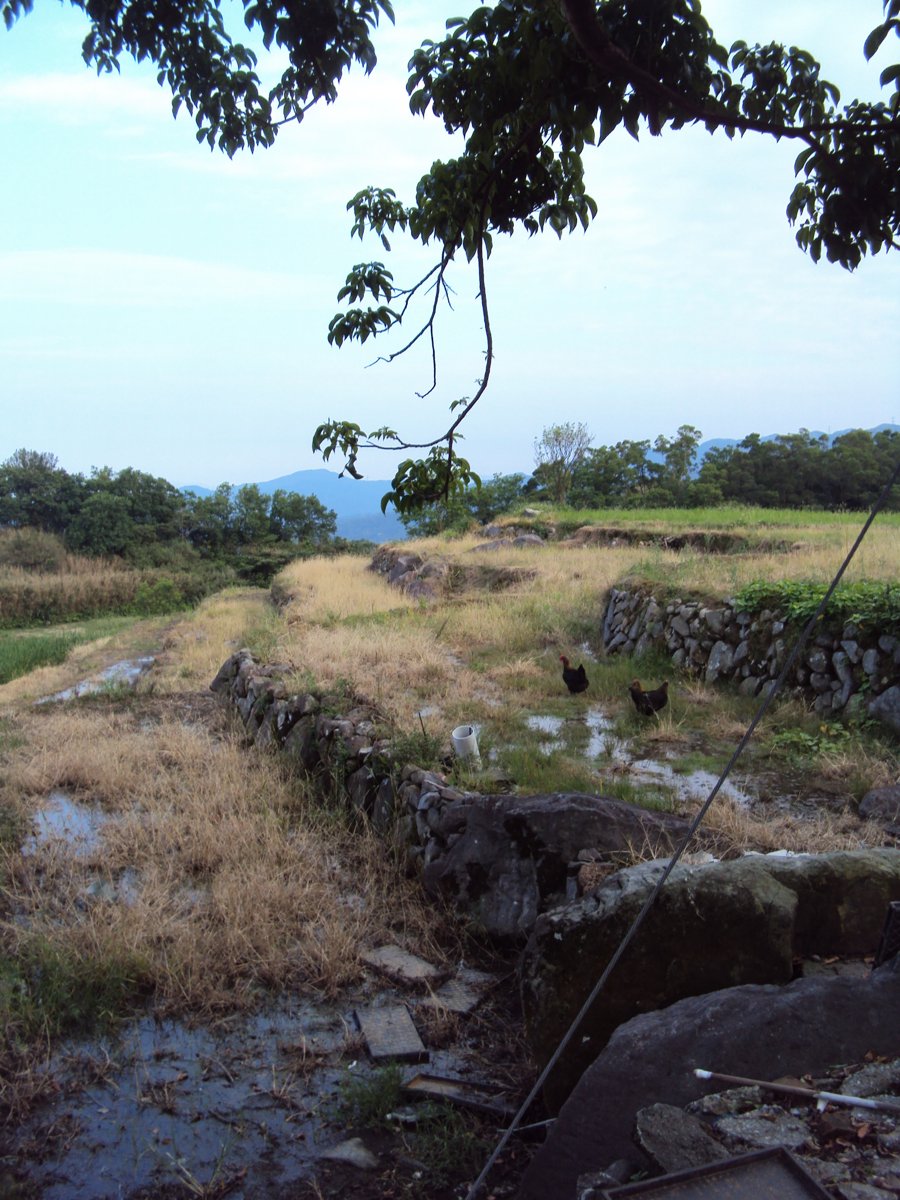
6 0 899 509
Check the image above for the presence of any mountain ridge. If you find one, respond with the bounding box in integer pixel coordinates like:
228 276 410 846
180 424 898 541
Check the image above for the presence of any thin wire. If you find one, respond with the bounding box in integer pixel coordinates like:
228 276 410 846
464 454 900 1200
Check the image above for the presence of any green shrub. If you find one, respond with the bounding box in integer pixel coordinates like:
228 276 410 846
733 580 900 635
131 577 184 615
333 1063 405 1128
1 938 150 1039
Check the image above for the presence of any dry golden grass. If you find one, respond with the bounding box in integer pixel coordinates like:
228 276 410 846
621 531 900 596
276 555 418 623
151 587 273 692
697 795 889 858
2 704 450 1015
0 559 142 626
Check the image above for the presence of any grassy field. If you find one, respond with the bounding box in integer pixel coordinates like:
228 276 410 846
0 592 458 1089
0 507 895 1113
0 615 141 684
269 522 897 827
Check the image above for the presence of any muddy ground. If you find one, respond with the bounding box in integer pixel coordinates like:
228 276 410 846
1 632 894 1200
0 658 535 1200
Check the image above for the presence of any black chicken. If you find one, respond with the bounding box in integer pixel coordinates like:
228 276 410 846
560 655 589 694
629 678 668 715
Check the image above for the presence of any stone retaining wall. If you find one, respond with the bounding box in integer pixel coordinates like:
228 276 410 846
209 648 478 869
602 587 900 728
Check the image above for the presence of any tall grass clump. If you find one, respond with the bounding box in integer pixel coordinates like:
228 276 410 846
0 630 80 683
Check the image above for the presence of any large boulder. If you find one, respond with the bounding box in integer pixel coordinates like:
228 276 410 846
868 685 900 735
516 962 900 1200
519 849 900 1107
421 793 698 941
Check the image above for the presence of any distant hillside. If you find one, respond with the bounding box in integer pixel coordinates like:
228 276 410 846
181 469 406 543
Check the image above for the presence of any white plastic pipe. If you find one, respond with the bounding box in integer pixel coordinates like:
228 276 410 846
451 724 481 761
694 1068 900 1114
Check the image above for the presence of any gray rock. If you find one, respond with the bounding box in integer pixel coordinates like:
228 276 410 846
422 794 696 942
322 1137 379 1169
868 686 900 735
701 609 725 637
863 648 881 676
515 964 900 1200
859 786 900 832
842 639 861 664
634 1104 730 1172
715 1108 810 1149
520 851 900 1109
705 640 734 683
808 649 830 674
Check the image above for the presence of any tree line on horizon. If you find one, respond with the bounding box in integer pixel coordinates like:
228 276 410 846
2 424 898 558
400 424 900 535
0 451 343 578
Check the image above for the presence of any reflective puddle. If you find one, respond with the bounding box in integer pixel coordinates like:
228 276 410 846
23 790 109 858
5 994 497 1198
628 760 753 807
522 708 753 806
37 656 155 704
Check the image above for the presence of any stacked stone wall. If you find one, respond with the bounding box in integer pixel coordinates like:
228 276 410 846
210 648 478 871
602 587 900 726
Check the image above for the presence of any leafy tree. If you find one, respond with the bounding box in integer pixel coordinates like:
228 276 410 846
269 489 337 545
825 429 891 508
7 0 899 511
65 491 135 556
0 449 85 534
533 422 591 505
232 483 272 546
467 472 527 522
398 492 472 538
570 439 658 508
109 468 185 546
183 483 235 554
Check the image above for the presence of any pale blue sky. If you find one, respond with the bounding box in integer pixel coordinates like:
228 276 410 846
1 0 898 489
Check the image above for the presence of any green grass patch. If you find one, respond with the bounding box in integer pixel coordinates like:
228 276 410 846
0 630 80 683
1 939 150 1041
529 503 900 534
333 1063 405 1128
0 615 140 685
495 743 599 794
733 579 900 635
403 1106 491 1188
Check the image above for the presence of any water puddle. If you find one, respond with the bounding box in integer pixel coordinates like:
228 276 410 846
23 790 109 858
521 709 752 806
36 656 155 705
525 709 629 760
5 994 497 1198
627 760 753 807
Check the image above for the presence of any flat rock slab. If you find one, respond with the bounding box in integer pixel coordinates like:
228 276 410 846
420 967 497 1015
321 1137 379 1169
361 945 447 989
355 1005 428 1063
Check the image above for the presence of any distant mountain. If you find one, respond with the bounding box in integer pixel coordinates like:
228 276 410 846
181 468 406 543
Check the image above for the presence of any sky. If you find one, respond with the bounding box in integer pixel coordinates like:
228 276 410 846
1 0 898 490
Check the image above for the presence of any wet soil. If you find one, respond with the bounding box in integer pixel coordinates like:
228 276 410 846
3 650 892 1200
1 982 530 1200
2 672 534 1200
